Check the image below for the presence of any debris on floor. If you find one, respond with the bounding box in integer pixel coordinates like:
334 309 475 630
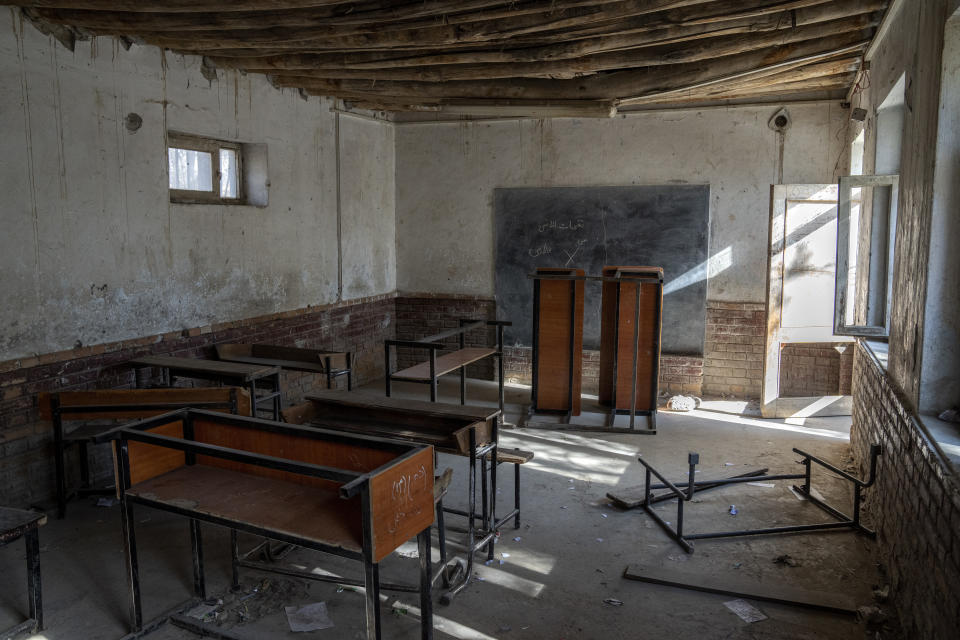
856 605 889 626
724 599 768 623
666 395 701 411
603 598 623 606
773 554 802 568
285 602 335 632
728 505 738 515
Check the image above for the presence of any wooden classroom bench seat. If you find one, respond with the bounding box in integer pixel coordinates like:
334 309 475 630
104 408 435 640
38 387 250 519
215 343 352 390
385 319 511 413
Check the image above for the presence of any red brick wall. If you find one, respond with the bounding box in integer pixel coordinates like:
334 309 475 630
503 347 701 396
779 342 855 397
850 341 960 640
702 301 765 398
0 294 395 507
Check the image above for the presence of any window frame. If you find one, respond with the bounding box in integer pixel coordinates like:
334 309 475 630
167 132 243 205
834 173 899 338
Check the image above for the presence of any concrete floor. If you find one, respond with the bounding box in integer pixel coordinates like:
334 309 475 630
0 378 889 640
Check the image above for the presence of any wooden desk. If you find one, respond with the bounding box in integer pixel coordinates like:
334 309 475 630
105 409 435 640
39 387 250 519
0 507 45 638
129 355 281 420
289 390 501 602
216 343 353 390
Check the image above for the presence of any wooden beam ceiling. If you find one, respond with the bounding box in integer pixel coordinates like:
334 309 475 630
13 0 892 116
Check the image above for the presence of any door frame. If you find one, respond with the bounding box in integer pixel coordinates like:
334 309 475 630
762 184 851 418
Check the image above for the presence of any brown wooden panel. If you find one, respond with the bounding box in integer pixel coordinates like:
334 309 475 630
193 418 397 491
217 343 349 373
281 401 320 425
534 268 584 414
39 388 251 420
598 266 663 410
126 465 363 554
129 355 278 379
127 420 186 486
369 447 434 563
391 347 497 381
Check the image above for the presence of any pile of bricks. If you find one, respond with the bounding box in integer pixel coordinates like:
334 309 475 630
850 341 960 640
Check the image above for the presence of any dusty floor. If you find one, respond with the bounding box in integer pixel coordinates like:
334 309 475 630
0 379 893 640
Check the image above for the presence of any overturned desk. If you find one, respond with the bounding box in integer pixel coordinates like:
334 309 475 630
129 355 281 420
284 390 506 603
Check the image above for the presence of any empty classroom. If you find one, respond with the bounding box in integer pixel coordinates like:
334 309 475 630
1 2 958 640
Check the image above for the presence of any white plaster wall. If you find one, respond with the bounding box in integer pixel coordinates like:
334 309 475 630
395 103 847 302
0 10 395 361
339 114 396 300
921 10 960 413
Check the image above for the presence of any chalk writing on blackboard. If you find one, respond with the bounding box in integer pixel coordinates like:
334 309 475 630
537 218 585 233
529 243 553 257
563 238 588 266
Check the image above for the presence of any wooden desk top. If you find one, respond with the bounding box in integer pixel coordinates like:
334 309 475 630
129 355 280 381
306 390 500 422
128 465 362 554
0 507 46 544
303 390 498 454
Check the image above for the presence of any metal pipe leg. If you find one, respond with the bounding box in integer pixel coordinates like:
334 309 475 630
363 561 382 640
53 421 66 519
435 502 449 588
230 529 240 591
25 528 42 631
460 367 466 405
514 462 521 529
120 497 142 631
78 441 91 489
418 529 434 640
190 519 206 599
480 457 488 532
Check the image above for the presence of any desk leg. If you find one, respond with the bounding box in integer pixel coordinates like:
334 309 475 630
121 498 142 631
363 561 382 640
418 528 433 640
230 529 240 591
488 417 498 561
190 519 206 599
441 431 477 605
273 373 281 420
25 527 42 631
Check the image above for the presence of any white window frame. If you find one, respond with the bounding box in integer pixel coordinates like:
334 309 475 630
834 174 899 338
167 132 243 205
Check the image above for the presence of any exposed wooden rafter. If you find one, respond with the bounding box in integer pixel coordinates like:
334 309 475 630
13 0 893 116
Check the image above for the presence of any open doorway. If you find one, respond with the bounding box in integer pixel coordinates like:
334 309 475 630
762 184 854 418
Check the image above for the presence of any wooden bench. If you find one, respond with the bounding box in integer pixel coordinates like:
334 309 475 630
103 408 435 640
484 447 534 529
216 343 352 390
38 388 250 519
385 319 511 413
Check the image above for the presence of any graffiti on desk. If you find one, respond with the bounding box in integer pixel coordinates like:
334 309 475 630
386 464 429 534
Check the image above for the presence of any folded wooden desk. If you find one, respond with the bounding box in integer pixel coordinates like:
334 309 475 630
129 355 281 420
104 408 435 640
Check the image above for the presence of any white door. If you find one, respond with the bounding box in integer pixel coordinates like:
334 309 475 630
763 185 851 418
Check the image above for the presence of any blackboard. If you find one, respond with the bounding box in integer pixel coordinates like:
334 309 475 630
494 185 710 354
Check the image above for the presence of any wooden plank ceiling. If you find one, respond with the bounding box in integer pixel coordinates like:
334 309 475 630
13 0 889 117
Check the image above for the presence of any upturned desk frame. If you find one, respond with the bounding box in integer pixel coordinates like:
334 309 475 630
527 270 663 433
